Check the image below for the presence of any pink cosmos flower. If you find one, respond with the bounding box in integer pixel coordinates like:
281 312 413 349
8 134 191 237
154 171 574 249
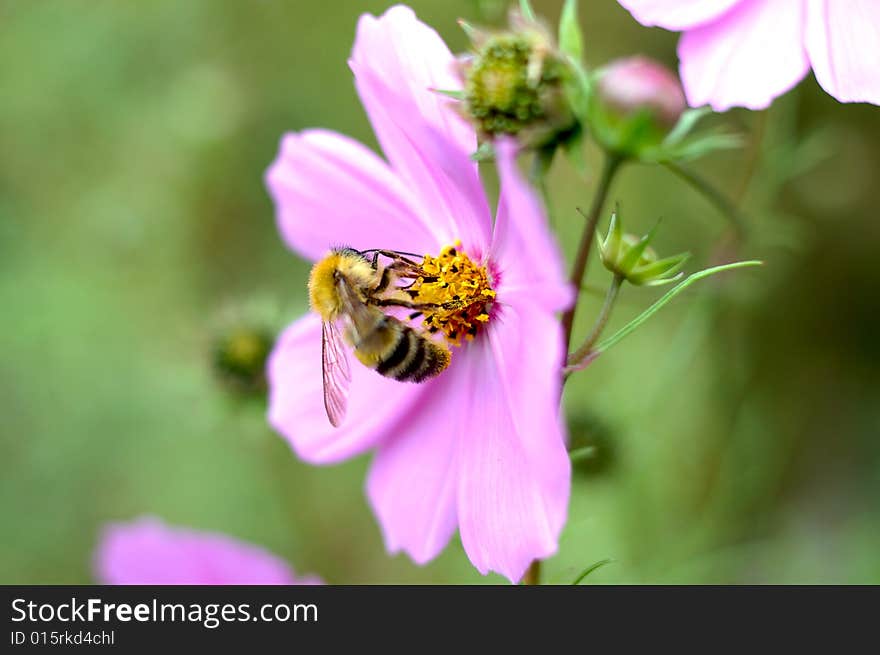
264 6 572 583
95 517 321 585
618 0 880 110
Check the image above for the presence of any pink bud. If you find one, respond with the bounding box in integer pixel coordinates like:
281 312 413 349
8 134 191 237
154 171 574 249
597 56 686 127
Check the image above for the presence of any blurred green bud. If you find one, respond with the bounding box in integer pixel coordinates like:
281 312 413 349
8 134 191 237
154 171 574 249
588 56 687 158
568 413 617 477
213 325 274 396
598 209 689 286
457 8 579 151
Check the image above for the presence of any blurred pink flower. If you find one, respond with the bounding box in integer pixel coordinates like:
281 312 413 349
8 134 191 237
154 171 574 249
95 517 321 585
618 0 880 110
264 6 572 583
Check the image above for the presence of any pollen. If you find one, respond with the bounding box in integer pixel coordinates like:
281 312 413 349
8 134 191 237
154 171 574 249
409 243 495 347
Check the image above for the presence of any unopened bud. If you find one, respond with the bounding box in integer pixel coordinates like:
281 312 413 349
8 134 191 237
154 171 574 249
459 10 577 149
598 209 689 286
589 56 687 157
597 56 685 127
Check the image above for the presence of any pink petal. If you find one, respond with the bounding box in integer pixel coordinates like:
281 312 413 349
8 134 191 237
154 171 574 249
618 0 745 31
265 129 438 262
268 314 427 464
94 517 319 585
457 302 570 583
366 359 467 564
491 139 573 312
678 0 809 111
350 7 492 253
805 0 880 105
351 5 474 164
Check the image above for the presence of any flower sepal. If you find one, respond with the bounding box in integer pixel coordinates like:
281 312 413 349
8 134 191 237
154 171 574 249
598 209 689 286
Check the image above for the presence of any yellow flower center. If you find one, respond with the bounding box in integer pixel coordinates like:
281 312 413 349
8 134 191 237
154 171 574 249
408 243 495 347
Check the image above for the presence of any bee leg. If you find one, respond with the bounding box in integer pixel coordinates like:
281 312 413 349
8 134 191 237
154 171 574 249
408 311 422 320
372 267 392 293
372 298 442 310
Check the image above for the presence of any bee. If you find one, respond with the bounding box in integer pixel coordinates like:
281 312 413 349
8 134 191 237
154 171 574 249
308 247 451 427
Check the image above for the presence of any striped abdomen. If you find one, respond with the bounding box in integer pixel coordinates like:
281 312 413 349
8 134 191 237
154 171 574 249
370 320 450 383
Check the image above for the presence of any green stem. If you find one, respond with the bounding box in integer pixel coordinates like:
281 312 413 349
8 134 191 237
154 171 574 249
662 160 746 237
561 154 624 353
566 274 622 374
525 155 622 587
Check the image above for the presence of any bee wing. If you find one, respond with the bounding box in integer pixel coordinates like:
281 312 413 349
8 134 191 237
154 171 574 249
336 275 382 340
321 319 352 428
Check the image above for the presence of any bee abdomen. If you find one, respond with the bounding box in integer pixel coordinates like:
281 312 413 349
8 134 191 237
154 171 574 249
375 326 449 383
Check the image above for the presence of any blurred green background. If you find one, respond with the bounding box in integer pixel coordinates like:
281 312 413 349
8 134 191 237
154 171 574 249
1 0 878 584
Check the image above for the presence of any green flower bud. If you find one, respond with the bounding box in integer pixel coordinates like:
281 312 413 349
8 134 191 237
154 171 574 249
213 325 274 396
598 209 689 286
458 10 578 150
588 56 687 159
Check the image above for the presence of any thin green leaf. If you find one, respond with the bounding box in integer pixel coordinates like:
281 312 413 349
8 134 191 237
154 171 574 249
566 61 593 122
470 141 495 162
662 132 743 161
594 260 763 354
432 88 465 100
568 445 597 463
572 558 614 585
663 107 711 146
558 0 583 62
519 0 536 21
458 19 479 41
